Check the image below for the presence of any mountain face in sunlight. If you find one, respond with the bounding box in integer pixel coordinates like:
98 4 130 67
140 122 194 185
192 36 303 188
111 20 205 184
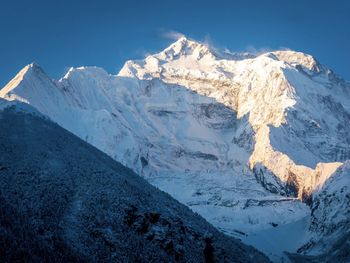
1 37 349 262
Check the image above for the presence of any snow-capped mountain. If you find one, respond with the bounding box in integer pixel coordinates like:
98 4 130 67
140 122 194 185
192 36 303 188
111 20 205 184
119 37 349 197
1 36 349 261
0 100 269 262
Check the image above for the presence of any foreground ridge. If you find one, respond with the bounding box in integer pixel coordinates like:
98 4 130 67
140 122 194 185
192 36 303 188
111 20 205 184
0 102 269 262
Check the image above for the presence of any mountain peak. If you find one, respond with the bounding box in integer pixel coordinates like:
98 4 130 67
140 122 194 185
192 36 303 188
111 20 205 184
28 61 40 68
158 36 214 61
0 62 52 100
17 62 44 75
270 50 323 73
17 62 45 78
172 35 188 44
168 36 198 49
0 64 36 96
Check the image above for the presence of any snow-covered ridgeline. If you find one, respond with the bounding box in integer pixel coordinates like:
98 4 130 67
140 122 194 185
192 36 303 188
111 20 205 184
119 37 349 198
1 36 350 261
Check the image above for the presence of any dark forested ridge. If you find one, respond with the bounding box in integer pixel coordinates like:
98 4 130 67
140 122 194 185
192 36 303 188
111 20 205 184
0 106 270 263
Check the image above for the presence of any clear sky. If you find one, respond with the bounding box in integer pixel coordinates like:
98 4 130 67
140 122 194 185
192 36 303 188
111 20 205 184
1 0 350 87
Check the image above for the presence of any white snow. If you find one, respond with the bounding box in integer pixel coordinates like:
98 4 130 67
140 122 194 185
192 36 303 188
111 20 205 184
1 36 349 262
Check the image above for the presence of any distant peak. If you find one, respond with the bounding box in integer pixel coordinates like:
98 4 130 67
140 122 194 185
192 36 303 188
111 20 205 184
158 36 215 61
14 63 42 79
174 35 188 43
0 63 50 97
269 50 323 72
160 37 259 61
170 36 208 51
19 62 46 77
61 66 110 80
29 62 39 68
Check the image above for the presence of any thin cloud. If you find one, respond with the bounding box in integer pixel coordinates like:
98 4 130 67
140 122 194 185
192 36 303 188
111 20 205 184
244 45 291 55
202 34 214 47
158 30 288 58
245 45 273 55
201 34 225 55
160 29 185 40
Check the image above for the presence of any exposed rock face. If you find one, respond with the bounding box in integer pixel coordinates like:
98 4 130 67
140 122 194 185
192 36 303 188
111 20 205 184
120 37 349 198
291 161 350 262
310 162 350 245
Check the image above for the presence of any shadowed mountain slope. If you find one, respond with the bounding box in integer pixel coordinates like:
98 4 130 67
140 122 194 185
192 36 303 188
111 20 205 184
0 103 269 263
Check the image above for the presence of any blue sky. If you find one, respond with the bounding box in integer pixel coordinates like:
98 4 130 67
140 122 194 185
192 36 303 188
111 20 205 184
1 0 349 87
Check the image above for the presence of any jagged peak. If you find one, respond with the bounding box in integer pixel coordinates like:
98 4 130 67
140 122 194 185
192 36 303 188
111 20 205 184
17 62 41 75
28 61 40 68
156 36 215 61
62 66 109 80
20 62 47 77
165 36 205 52
0 63 51 98
267 50 323 73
